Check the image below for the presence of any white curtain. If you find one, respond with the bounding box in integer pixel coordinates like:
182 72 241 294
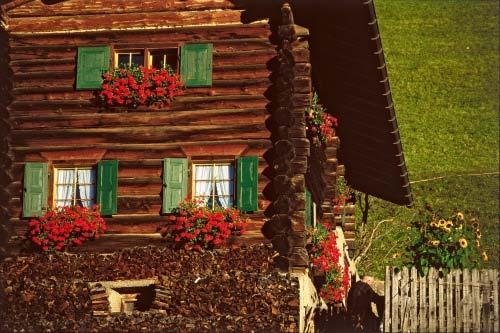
194 166 213 206
56 169 75 207
77 169 96 208
215 165 233 208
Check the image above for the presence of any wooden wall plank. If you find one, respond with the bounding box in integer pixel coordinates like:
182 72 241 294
463 269 471 332
481 270 491 332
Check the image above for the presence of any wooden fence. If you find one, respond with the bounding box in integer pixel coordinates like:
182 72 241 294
384 267 499 332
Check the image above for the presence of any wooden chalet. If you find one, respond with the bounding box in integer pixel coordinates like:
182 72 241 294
0 0 412 268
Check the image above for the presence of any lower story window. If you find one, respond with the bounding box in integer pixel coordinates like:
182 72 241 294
193 163 234 209
54 167 96 209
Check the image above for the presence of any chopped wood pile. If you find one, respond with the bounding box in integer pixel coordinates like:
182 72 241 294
0 244 300 332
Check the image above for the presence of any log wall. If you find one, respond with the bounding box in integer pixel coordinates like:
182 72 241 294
2 1 313 250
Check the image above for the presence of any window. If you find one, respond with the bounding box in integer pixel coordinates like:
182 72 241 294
149 49 178 72
53 167 96 209
23 161 119 217
193 163 234 209
115 50 145 68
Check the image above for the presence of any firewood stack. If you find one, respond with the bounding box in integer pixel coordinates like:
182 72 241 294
89 283 110 316
0 244 301 332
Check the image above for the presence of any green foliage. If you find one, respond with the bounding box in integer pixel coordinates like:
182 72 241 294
404 212 486 276
354 0 499 279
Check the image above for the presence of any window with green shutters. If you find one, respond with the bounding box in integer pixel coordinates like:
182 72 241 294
97 160 118 216
23 163 48 218
76 46 110 90
180 43 213 87
163 158 188 213
236 156 258 213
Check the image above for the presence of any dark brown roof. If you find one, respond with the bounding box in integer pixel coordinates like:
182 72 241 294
305 0 413 206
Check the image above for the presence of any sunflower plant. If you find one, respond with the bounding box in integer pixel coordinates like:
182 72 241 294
405 212 487 276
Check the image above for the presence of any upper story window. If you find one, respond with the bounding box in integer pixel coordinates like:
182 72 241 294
149 49 178 72
54 167 96 209
114 49 178 72
115 50 145 68
193 163 235 209
76 44 213 90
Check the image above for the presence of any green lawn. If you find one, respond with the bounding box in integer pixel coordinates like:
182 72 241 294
356 0 499 278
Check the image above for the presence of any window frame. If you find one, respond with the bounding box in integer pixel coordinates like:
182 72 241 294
52 165 97 209
113 47 180 71
191 161 236 210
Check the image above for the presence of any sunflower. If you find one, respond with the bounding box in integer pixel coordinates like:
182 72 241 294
438 219 447 227
458 238 468 248
482 252 488 262
472 221 479 229
429 240 440 247
443 221 453 232
456 212 464 220
430 221 438 228
476 230 482 239
476 239 481 248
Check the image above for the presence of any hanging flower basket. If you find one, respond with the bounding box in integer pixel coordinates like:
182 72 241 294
305 92 338 147
98 66 184 109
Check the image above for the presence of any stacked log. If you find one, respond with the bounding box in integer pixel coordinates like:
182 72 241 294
0 244 300 332
0 23 13 258
262 3 311 269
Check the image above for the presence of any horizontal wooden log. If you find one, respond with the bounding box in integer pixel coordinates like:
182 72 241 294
11 123 269 146
10 24 271 45
9 9 246 33
11 108 268 131
8 0 239 18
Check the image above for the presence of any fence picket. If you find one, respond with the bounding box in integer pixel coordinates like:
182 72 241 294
419 270 427 332
384 268 498 332
391 267 400 332
428 268 437 332
481 269 491 332
384 266 391 332
409 267 418 332
471 269 480 332
455 270 462 332
463 269 471 332
400 267 410 331
490 269 499 333
446 270 454 332
438 269 445 332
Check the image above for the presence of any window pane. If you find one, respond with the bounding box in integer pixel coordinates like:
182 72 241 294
131 53 144 66
56 169 75 207
118 54 130 67
151 49 178 71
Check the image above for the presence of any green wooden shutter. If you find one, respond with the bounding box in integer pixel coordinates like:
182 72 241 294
237 156 258 213
23 163 48 218
180 43 213 87
97 160 118 215
76 46 110 90
305 189 312 228
163 158 188 213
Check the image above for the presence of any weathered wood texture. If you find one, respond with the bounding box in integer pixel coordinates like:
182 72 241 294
3 2 312 247
384 267 499 332
260 4 312 269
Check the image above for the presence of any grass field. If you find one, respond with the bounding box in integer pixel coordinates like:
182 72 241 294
356 0 499 278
